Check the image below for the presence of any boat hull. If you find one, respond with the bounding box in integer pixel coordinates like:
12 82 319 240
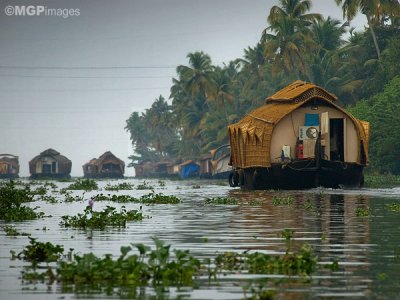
230 159 364 190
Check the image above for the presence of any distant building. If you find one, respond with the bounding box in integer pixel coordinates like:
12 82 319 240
0 154 19 179
83 151 125 178
179 160 200 179
210 144 232 179
29 148 71 179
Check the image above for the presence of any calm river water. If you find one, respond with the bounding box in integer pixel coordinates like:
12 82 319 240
1 178 400 299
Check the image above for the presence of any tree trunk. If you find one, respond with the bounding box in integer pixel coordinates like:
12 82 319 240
366 14 381 61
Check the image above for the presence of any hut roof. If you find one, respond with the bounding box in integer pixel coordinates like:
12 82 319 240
0 154 19 166
97 151 125 167
29 148 72 174
228 81 369 168
267 80 337 103
30 148 71 165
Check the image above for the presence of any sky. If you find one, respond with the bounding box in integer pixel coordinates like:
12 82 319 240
0 0 367 177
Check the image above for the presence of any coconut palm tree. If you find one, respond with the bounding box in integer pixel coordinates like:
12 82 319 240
263 0 321 77
311 17 348 56
144 95 176 157
176 51 214 100
335 0 383 60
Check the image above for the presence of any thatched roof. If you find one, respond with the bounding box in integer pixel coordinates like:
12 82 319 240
266 80 337 102
228 81 369 168
83 151 125 174
29 148 72 174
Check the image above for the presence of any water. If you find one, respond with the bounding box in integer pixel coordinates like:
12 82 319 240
1 178 400 299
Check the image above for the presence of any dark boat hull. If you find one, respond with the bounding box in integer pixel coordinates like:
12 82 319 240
231 159 364 190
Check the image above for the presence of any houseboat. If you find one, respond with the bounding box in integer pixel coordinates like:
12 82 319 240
210 144 232 179
228 81 370 190
83 151 125 178
29 148 72 179
0 154 19 179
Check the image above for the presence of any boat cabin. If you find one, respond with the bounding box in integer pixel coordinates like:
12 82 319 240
29 148 72 179
0 154 19 179
228 81 369 189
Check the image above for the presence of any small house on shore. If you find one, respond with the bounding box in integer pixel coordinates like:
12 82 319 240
29 148 71 179
83 151 125 178
0 154 19 179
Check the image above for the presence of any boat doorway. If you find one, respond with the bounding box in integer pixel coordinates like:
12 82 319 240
330 118 344 161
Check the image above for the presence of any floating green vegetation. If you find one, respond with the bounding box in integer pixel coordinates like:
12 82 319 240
15 233 338 298
243 283 275 300
20 237 201 288
136 181 154 190
356 207 371 217
158 180 166 187
43 181 58 189
364 174 400 188
11 237 64 265
0 181 44 221
60 190 84 202
385 202 400 213
139 192 180 204
214 244 317 277
2 225 30 237
60 205 143 229
65 179 98 191
205 197 238 205
30 186 48 196
40 195 58 204
92 192 180 204
104 182 134 191
272 195 294 206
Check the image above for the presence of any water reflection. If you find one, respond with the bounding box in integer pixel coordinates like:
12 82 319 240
1 179 400 299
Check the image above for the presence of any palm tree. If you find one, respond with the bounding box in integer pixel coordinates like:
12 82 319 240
334 0 399 60
311 17 348 56
263 0 321 77
307 17 348 91
268 0 321 26
145 95 176 157
176 51 214 100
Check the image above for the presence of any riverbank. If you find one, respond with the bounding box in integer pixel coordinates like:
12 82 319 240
363 174 400 188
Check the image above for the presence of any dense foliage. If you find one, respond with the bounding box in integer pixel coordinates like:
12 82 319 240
0 181 44 221
126 0 400 173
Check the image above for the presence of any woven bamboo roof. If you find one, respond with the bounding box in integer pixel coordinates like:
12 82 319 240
228 81 369 168
267 80 337 103
83 151 125 171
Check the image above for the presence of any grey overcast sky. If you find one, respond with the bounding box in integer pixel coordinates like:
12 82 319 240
0 0 367 177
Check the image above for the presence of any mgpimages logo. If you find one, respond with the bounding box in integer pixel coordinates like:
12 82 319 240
4 5 80 18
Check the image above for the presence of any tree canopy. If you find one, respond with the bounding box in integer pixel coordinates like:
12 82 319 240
126 0 400 173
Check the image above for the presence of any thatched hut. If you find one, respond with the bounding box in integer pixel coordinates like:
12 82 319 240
0 154 19 179
83 151 124 178
29 148 71 179
228 81 370 190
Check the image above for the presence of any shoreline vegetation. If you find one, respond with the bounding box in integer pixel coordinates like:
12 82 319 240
124 0 400 176
2 173 400 189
